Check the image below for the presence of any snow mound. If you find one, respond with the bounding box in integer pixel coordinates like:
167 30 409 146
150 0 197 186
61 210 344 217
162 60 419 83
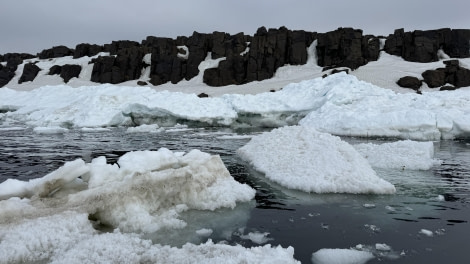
237 126 396 194
0 148 255 233
354 140 441 170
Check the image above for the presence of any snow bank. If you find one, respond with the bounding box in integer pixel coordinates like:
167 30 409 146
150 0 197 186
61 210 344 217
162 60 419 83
354 140 441 170
0 148 255 233
0 211 299 264
237 126 396 194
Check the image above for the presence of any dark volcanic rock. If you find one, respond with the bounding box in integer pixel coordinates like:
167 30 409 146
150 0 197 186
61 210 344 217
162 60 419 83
145 37 182 85
385 28 470 62
137 81 147 86
91 46 145 84
60 64 81 83
186 32 211 80
420 60 470 89
38 46 73 59
397 76 422 90
422 69 446 88
18 62 41 84
48 65 62 75
0 67 15 87
3 53 35 71
197 92 209 98
440 85 457 91
74 43 103 58
104 41 140 55
316 27 377 70
455 67 470 87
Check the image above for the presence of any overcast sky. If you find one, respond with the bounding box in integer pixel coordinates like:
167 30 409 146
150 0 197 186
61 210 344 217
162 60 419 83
1 0 469 54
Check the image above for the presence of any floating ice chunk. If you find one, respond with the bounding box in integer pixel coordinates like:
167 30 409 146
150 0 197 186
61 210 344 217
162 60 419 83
237 126 396 194
0 211 96 263
70 149 256 233
217 134 253 140
363 203 376 208
240 231 273 244
375 243 392 251
420 229 434 237
311 248 374 264
195 228 213 237
0 148 255 234
0 159 89 200
33 126 69 134
126 124 163 133
80 127 111 132
354 140 441 170
0 211 298 264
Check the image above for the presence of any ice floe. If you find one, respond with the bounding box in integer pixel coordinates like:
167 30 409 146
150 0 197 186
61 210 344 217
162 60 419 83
237 126 396 194
2 73 470 140
353 140 441 170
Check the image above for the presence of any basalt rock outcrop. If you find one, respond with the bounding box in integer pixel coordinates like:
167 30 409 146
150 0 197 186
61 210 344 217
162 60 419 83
397 60 470 91
74 44 103 59
18 62 41 84
384 28 470 63
396 76 422 90
48 64 82 83
2 27 470 89
316 28 380 70
38 45 74 59
0 53 35 87
422 60 470 89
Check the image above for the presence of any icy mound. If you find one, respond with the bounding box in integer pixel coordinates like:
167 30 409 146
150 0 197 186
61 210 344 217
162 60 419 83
299 73 470 140
237 126 396 194
0 148 255 233
354 140 441 170
0 211 299 264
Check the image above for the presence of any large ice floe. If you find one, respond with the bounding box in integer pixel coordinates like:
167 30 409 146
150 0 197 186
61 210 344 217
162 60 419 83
0 149 303 264
237 126 396 194
2 73 470 140
353 140 442 170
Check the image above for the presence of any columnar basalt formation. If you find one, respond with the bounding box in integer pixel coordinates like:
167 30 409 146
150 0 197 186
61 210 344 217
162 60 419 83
316 28 380 70
384 28 470 62
1 27 470 89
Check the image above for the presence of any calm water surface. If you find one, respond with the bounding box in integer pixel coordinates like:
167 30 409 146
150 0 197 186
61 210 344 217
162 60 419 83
0 127 469 263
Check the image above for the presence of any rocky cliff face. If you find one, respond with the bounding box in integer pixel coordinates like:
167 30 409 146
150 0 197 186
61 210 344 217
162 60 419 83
1 27 470 89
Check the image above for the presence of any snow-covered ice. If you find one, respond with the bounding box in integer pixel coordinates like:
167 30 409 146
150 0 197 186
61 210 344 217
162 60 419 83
240 231 273 244
0 211 298 264
2 72 470 140
237 126 396 194
0 148 255 233
353 140 441 170
0 148 305 263
311 248 374 264
298 73 470 140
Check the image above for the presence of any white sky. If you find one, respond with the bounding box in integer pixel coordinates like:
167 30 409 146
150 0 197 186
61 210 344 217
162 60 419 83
1 0 469 54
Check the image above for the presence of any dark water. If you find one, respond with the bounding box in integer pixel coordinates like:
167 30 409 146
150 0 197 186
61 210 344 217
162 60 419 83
0 127 469 263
